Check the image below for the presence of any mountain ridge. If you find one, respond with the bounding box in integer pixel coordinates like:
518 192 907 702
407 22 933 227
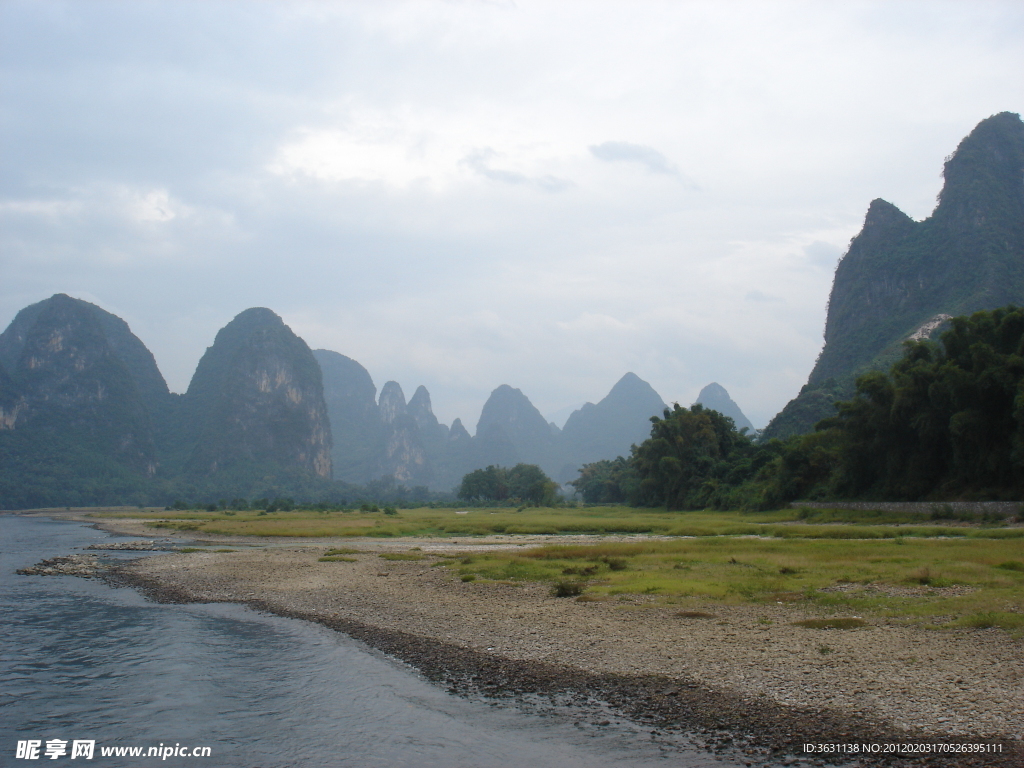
763 112 1024 440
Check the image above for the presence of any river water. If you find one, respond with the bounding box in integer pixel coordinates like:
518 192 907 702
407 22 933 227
1 515 735 767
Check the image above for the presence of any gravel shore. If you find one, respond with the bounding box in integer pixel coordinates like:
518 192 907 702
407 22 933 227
97 531 1022 768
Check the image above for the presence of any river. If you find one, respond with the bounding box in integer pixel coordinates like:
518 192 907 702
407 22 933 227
1 515 733 767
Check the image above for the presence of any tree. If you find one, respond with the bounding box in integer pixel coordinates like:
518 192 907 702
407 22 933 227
506 463 559 505
824 305 1024 499
458 465 508 501
570 456 638 503
457 463 558 505
630 404 756 509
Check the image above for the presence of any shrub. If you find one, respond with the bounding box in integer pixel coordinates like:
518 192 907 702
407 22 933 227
793 618 868 629
551 580 586 597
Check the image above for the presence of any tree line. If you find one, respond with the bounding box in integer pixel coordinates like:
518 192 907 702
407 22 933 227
571 306 1024 509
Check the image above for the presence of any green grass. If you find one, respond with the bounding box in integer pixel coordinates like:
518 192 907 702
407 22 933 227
87 505 1023 634
318 556 358 562
441 535 1024 632
946 611 1024 631
85 504 1020 541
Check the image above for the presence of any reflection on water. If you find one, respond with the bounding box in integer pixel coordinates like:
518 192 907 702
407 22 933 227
1 516 731 767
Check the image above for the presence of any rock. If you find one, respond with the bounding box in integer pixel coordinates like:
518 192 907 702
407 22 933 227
17 554 104 577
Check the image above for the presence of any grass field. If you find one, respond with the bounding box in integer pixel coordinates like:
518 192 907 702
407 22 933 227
89 504 1024 634
442 536 1024 634
94 504 1024 540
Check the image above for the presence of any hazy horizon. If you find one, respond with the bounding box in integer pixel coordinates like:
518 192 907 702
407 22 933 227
3 1 1022 429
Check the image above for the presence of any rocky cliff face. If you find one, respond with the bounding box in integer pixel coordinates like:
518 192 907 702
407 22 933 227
185 308 332 479
0 294 169 414
0 293 159 474
763 112 1024 440
0 360 20 430
560 372 666 478
312 349 457 488
376 381 431 485
475 384 558 475
313 349 383 483
408 386 449 446
695 382 754 433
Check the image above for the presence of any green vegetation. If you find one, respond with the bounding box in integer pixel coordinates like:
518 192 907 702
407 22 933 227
457 464 559 505
90 502 1021 540
440 534 1024 633
763 112 1024 440
83 501 1024 634
793 618 868 629
551 580 586 597
573 306 1024 509
819 306 1024 499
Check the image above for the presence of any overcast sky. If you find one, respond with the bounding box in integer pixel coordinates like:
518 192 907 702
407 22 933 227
2 1 1022 429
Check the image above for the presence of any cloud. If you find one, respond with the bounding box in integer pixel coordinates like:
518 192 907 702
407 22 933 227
804 240 844 269
461 148 570 192
129 189 180 223
745 289 784 303
2 0 1021 429
589 141 697 187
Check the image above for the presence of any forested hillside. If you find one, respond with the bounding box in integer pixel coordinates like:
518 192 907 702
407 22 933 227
578 306 1024 508
764 112 1024 439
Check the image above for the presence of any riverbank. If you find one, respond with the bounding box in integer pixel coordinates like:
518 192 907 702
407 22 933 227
87 523 1020 768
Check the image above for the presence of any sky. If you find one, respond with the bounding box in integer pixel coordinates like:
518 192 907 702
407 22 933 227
2 1 1022 430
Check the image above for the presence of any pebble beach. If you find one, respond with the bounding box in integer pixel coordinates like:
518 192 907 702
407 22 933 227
83 525 1023 767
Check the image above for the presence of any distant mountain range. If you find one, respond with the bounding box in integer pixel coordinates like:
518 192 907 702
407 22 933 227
316 356 681 489
762 112 1024 439
0 298 334 507
0 294 754 505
